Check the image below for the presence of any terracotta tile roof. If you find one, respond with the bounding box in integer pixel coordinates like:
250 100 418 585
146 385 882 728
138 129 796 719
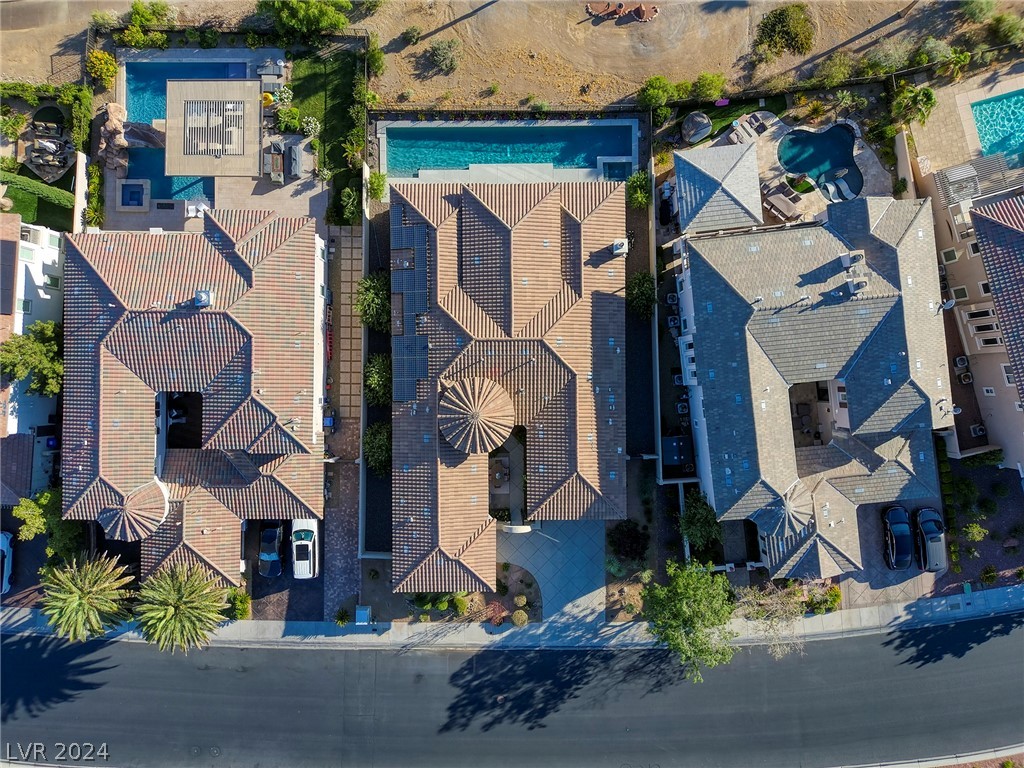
390 183 628 592
63 212 323 584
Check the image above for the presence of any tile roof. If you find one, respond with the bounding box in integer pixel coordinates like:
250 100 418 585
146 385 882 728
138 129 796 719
972 196 1024 402
673 143 762 233
686 199 947 580
62 212 323 584
390 183 627 592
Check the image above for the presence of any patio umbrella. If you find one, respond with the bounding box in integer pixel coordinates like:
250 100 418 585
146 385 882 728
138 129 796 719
681 111 713 144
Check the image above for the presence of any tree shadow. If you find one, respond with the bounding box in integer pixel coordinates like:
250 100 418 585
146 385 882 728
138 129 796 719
1 634 114 721
439 647 690 733
881 609 1024 669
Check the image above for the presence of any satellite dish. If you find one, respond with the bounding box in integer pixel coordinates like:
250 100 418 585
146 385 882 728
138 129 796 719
952 406 962 415
941 299 956 311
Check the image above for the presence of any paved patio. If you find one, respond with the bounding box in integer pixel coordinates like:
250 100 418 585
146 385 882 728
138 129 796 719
496 522 606 623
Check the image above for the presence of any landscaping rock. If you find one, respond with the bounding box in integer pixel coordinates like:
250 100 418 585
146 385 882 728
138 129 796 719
105 102 127 123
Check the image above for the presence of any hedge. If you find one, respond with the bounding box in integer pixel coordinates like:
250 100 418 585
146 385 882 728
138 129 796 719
0 171 75 209
0 82 93 151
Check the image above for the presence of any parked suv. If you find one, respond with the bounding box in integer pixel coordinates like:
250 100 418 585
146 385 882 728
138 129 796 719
883 506 913 571
914 508 948 573
291 520 319 580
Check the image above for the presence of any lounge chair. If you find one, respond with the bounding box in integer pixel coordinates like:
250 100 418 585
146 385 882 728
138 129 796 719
834 177 857 200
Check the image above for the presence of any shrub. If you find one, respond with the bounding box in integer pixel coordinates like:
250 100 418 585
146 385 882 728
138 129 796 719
502 562 510 572
681 489 723 553
625 169 651 209
340 186 361 225
199 29 221 49
653 105 673 126
225 587 252 620
863 37 914 74
625 271 656 319
364 353 392 407
962 449 1003 468
977 497 998 518
639 568 654 585
893 177 908 196
185 27 200 43
0 172 75 209
963 522 988 542
86 50 118 91
453 596 469 616
276 106 300 133
246 31 263 48
806 99 827 121
980 564 998 585
608 519 650 564
56 84 94 151
513 594 527 608
754 4 815 59
961 0 996 23
363 0 386 14
419 612 430 622
636 75 677 110
814 51 856 88
402 26 422 45
1016 567 1024 581
992 480 1010 499
429 39 461 74
0 112 27 141
366 32 385 78
511 609 528 627
362 420 392 476
495 578 509 596
258 0 352 42
436 600 449 611
991 13 1024 45
355 271 391 334
301 115 322 137
693 72 727 102
487 600 506 625
806 584 842 614
486 82 500 96
915 37 952 65
605 555 629 579
367 171 387 201
90 10 120 32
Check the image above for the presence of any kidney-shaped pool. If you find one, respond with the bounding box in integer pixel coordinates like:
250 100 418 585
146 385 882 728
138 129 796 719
777 124 863 197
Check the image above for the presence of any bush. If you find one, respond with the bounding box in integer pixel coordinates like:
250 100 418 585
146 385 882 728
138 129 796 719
806 584 842 614
963 522 988 542
637 75 677 110
12 489 85 565
363 421 391 477
0 112 27 141
513 594 527 608
335 608 351 626
56 84 94 151
115 23 169 49
962 449 1003 468
258 0 352 42
429 39 461 74
653 105 673 126
90 10 120 32
979 564 998 585
863 37 914 74
681 489 723 553
625 271 656 319
1016 567 1024 581
340 185 361 225
608 520 650 564
402 26 422 45
624 603 638 615
0 172 75 209
127 0 171 29
487 82 500 96
367 171 387 201
276 106 300 133
301 115 322 137
453 596 469 616
86 50 118 91
605 554 629 578
199 29 221 49
495 578 509 596
245 31 263 48
625 169 651 209
693 72 727 102
225 587 252 620
436 600 449 611
915 37 952 65
364 353 392 407
754 4 815 59
355 271 391 334
419 613 430 622
991 13 1024 45
992 480 1010 499
511 609 528 627
978 497 998 518
893 177 908 196
961 0 996 23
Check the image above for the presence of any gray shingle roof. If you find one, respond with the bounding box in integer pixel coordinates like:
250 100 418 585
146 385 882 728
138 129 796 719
674 143 762 233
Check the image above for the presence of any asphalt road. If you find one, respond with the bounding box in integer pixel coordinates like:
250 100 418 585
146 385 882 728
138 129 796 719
2 614 1023 768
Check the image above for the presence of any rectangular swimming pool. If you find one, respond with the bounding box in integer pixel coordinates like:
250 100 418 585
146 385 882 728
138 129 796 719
971 89 1024 168
129 148 214 201
385 123 634 178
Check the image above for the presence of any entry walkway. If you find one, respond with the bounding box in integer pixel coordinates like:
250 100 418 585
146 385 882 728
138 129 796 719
3 584 1020 651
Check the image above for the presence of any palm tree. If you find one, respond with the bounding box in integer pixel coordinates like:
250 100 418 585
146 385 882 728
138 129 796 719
135 564 228 654
893 85 938 126
937 47 972 81
40 553 133 643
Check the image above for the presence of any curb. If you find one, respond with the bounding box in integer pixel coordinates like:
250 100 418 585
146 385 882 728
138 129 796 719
829 744 1024 768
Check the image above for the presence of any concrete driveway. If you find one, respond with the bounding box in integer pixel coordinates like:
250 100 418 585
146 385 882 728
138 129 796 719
246 521 325 622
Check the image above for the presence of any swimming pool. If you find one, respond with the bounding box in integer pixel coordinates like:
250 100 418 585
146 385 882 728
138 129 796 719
971 89 1024 169
777 124 863 197
129 148 213 201
385 124 634 178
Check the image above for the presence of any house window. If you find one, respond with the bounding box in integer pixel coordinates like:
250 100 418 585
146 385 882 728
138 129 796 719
979 281 991 295
48 233 61 249
18 244 33 261
15 299 31 314
966 308 994 320
982 387 996 397
940 247 958 263
951 285 969 301
968 241 981 257
979 336 1003 348
1003 364 1016 387
43 274 60 290
973 323 997 333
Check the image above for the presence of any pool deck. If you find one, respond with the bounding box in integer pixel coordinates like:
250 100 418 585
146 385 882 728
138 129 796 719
911 63 1024 175
705 111 890 221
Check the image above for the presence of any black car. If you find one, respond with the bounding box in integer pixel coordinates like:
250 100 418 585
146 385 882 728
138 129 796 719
883 506 913 571
914 508 948 573
258 523 284 578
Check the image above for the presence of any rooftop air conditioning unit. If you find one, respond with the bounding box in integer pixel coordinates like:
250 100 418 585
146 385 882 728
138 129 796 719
954 355 969 369
959 371 973 384
613 239 628 256
194 289 213 308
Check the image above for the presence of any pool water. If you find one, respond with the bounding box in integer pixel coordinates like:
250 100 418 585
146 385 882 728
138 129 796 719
777 124 863 196
971 90 1024 169
124 62 246 201
121 183 145 207
386 124 633 178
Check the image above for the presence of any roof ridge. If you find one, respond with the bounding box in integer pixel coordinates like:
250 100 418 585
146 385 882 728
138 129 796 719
64 237 127 312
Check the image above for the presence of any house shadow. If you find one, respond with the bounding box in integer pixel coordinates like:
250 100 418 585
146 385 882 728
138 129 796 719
881 609 1024 668
1 634 114 721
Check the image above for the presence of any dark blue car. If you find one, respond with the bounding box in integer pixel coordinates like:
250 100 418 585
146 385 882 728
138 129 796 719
883 506 913 571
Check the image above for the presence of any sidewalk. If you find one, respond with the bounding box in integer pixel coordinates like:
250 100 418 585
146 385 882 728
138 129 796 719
3 584 1021 651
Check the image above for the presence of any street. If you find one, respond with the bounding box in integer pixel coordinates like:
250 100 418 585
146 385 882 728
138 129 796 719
2 613 1022 768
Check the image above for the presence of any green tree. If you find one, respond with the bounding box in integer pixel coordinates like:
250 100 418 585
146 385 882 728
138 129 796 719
86 50 118 91
402 26 422 45
40 554 133 643
990 13 1024 46
363 421 392 477
937 47 972 80
735 581 805 659
366 32 386 77
636 76 677 110
428 39 461 74
135 565 228 654
364 353 392 407
960 0 996 23
813 50 855 88
892 84 937 126
680 489 722 553
12 488 85 565
354 271 391 334
367 171 387 201
693 72 727 102
0 320 64 396
641 560 736 682
625 271 656 320
625 169 651 209
754 4 815 60
257 0 352 42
